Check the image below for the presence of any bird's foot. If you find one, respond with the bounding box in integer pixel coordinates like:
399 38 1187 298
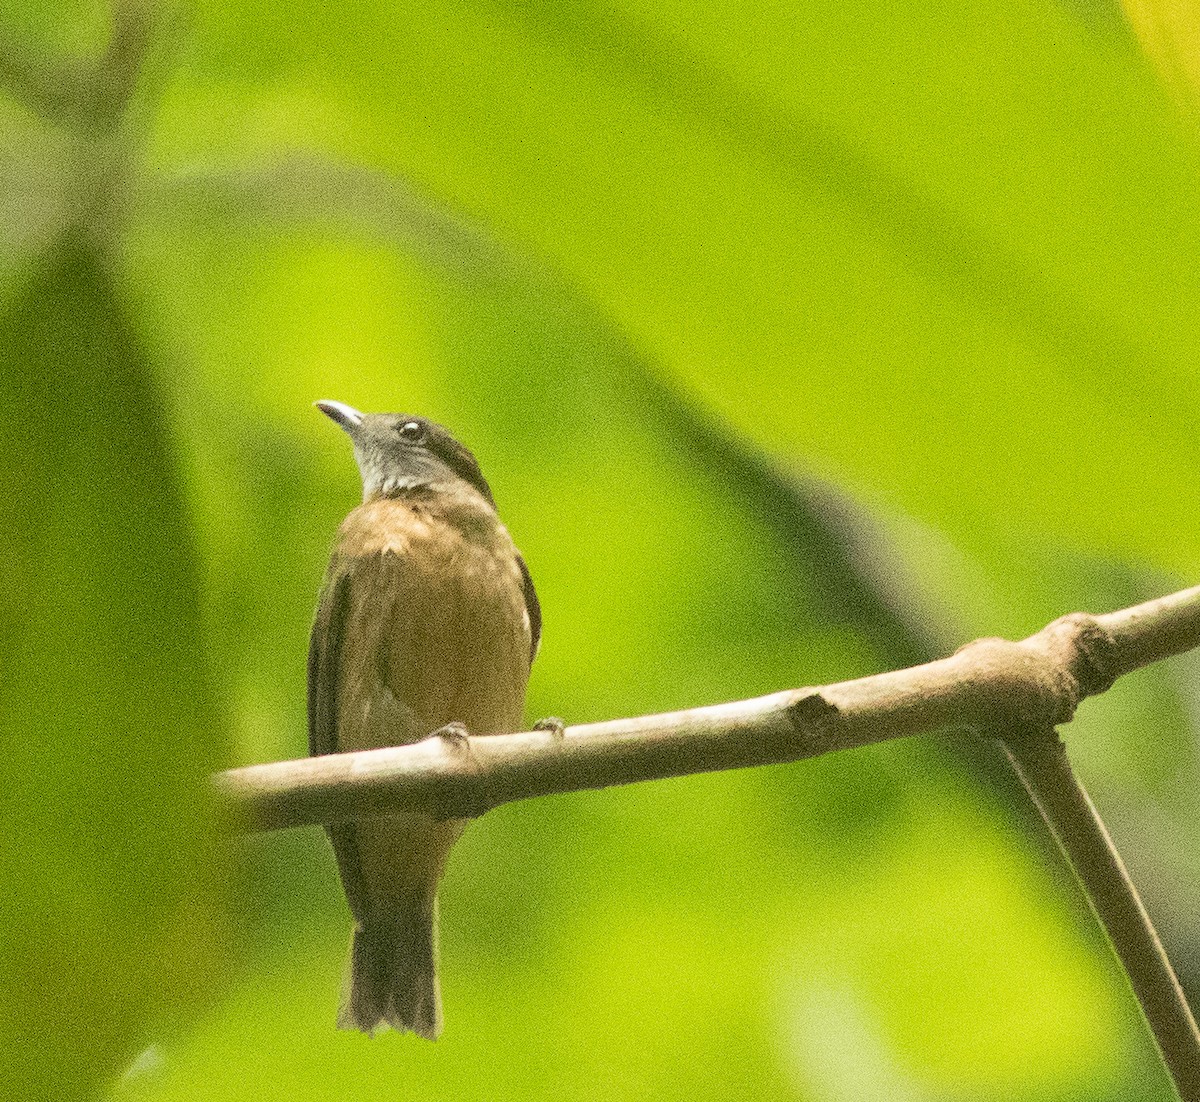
431 721 472 754
533 716 566 740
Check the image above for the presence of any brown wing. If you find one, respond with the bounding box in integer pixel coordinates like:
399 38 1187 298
307 568 371 926
517 553 542 663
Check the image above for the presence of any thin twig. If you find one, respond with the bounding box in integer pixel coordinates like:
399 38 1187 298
1003 728 1200 1101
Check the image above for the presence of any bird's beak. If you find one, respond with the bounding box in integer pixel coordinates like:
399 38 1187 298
315 400 365 434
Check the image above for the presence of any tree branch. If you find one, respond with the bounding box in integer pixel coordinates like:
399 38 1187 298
215 585 1200 832
214 584 1200 1097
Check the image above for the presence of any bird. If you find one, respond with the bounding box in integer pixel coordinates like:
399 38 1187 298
308 400 541 1039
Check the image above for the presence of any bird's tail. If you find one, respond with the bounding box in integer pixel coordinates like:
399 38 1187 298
338 897 442 1040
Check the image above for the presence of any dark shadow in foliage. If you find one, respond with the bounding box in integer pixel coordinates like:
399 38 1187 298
629 368 1085 860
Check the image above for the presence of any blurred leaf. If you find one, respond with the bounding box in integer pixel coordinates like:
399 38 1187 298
0 101 77 286
0 0 156 129
146 153 506 277
9 0 1185 1096
115 203 1180 1098
159 0 1200 570
1122 0 1200 126
0 240 227 1100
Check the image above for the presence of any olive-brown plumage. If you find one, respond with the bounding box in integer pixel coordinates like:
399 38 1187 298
309 402 539 1038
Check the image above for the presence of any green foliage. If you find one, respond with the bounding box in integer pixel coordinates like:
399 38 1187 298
0 1 1196 1099
0 242 226 1099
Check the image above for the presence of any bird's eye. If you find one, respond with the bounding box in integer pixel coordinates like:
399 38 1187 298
398 421 424 441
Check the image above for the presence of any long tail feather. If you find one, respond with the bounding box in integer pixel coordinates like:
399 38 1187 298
338 898 441 1040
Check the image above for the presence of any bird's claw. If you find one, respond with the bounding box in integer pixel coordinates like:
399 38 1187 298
432 721 472 753
533 716 566 740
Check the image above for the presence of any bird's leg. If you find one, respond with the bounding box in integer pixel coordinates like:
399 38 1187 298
533 716 566 740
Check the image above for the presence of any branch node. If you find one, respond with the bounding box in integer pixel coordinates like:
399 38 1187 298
785 691 838 750
1042 612 1119 697
953 636 1071 730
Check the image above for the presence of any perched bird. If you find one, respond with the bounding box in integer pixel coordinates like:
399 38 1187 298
308 401 541 1039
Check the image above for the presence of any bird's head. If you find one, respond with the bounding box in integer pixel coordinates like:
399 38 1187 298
316 400 495 507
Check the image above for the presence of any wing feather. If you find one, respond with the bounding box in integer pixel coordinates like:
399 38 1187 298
307 569 371 925
517 554 542 663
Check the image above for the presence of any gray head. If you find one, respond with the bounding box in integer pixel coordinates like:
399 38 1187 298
316 400 495 506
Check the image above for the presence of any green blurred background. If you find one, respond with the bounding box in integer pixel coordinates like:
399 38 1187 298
2 0 1199 1099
